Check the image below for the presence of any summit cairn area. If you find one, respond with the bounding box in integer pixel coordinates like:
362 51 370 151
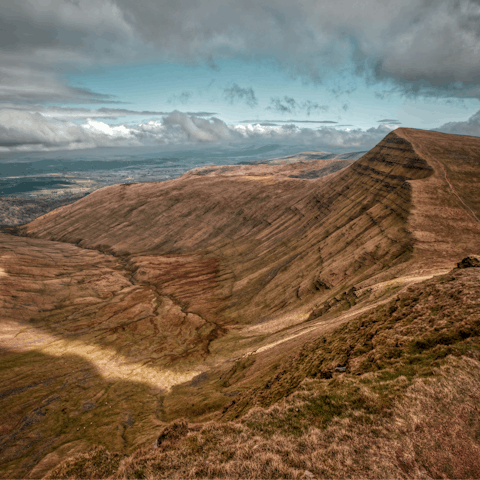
1 128 480 479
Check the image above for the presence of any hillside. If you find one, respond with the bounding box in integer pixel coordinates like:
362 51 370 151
50 265 480 479
1 128 480 478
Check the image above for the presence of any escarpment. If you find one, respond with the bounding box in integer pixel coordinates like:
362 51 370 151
3 128 480 478
20 128 479 329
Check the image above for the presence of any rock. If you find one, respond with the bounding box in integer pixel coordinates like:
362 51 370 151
304 470 315 478
457 255 480 268
312 278 331 290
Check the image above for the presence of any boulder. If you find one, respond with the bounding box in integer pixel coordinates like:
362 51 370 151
457 255 480 268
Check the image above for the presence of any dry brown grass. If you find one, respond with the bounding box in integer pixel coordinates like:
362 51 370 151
392 357 480 479
224 267 480 417
48 356 480 479
5 127 480 479
48 268 480 479
47 446 124 479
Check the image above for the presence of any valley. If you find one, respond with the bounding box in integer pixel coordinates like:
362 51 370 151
1 128 480 478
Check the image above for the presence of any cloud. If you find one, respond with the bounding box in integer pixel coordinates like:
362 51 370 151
268 96 297 114
114 0 480 99
167 91 193 105
304 101 329 116
0 0 133 105
330 87 358 97
223 84 258 108
0 105 217 120
267 96 329 115
0 64 121 105
0 109 398 153
0 109 109 151
2 0 480 107
377 118 402 124
231 122 398 150
433 109 480 137
240 119 337 124
44 107 169 119
160 111 233 142
185 112 218 117
9 108 480 155
360 2 480 99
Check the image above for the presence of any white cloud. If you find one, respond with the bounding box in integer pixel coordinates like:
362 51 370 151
0 109 106 151
0 109 399 152
434 109 480 137
83 119 136 139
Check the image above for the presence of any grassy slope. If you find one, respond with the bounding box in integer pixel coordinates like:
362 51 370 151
2 128 480 478
50 267 480 479
20 129 436 330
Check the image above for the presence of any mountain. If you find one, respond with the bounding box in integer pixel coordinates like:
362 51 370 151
1 128 479 478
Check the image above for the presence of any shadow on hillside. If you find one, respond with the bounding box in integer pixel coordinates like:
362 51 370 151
0 345 171 479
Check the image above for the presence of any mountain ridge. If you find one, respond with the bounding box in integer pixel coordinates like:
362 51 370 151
1 128 480 478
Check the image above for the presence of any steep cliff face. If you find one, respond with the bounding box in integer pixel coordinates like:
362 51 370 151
21 128 473 329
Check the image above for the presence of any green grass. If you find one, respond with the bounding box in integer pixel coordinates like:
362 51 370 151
224 269 480 424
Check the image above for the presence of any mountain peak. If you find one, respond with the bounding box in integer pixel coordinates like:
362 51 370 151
2 128 480 478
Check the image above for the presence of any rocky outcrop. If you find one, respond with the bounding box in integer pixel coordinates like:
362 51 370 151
457 255 480 268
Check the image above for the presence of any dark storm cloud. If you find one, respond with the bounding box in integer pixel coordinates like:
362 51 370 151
112 0 480 99
434 110 480 136
0 0 133 104
359 1 480 99
223 84 258 108
2 0 480 109
267 97 329 116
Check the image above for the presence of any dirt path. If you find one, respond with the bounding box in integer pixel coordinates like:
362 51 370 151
242 271 444 358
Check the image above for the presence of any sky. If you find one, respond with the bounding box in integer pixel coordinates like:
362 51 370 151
1 0 480 154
